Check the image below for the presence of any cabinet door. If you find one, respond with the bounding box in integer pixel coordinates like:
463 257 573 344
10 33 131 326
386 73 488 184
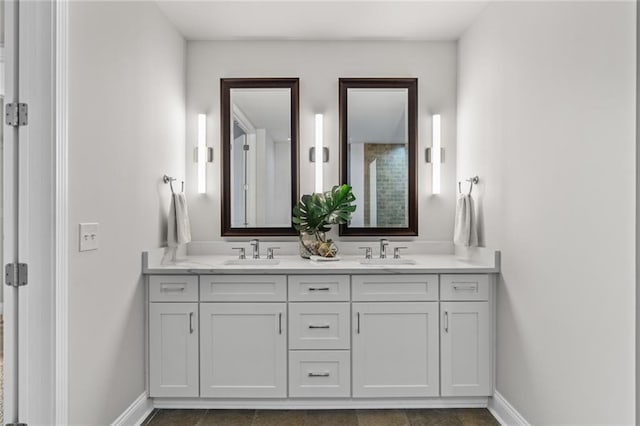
440 301 491 396
200 303 287 398
149 303 199 397
352 302 439 397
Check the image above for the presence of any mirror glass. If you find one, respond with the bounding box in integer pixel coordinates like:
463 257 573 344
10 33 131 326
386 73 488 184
339 79 417 236
221 78 299 236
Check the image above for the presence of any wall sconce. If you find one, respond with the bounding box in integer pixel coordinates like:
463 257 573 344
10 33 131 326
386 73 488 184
426 114 442 194
196 113 213 194
313 113 326 193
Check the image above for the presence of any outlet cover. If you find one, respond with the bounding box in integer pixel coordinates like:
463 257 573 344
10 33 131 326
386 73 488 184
79 223 99 251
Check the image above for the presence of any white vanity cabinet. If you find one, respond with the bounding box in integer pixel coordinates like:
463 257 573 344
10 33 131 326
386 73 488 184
352 275 440 397
199 275 287 398
146 270 495 405
148 276 199 397
440 275 492 396
200 302 287 397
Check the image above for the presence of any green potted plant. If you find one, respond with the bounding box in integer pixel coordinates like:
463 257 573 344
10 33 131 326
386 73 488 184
292 184 356 258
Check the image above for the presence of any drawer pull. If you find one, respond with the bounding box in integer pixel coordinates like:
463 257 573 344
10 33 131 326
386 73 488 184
308 372 330 377
444 311 449 333
308 324 330 329
189 312 194 334
161 286 186 292
308 287 330 291
356 312 360 334
452 284 478 292
278 312 283 335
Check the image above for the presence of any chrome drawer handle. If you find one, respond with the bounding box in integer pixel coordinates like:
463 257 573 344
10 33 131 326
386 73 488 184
308 324 330 329
189 312 194 334
452 284 477 292
308 287 330 291
161 286 186 292
308 372 330 377
278 313 283 335
444 311 449 333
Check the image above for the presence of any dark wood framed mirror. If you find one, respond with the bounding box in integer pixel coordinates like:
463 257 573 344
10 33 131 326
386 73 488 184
339 78 418 236
221 78 299 236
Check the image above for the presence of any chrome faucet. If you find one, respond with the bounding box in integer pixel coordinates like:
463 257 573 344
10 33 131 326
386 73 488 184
379 239 389 259
250 239 260 259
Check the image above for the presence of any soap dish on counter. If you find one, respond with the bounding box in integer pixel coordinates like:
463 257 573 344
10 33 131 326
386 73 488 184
309 255 341 262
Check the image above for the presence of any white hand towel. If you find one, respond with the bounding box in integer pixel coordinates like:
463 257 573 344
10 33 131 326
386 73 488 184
168 192 192 247
454 193 478 247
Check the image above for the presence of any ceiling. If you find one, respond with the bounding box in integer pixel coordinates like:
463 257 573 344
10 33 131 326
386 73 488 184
155 1 489 41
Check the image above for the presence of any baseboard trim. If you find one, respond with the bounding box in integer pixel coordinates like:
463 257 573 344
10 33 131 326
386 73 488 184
488 391 529 426
153 396 488 410
111 392 154 426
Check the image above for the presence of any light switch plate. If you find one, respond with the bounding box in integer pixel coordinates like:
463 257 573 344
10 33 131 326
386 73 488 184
79 223 99 251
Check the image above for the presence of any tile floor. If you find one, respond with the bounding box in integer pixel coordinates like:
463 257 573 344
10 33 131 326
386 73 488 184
143 408 500 426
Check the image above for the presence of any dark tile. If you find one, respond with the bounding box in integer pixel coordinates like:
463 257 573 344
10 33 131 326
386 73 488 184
357 409 410 426
142 409 159 425
146 409 207 426
406 409 463 426
197 409 255 426
253 410 306 426
304 410 358 426
455 409 500 426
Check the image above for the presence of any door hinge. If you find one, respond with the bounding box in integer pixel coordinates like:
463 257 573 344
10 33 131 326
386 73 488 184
5 102 28 127
5 263 27 287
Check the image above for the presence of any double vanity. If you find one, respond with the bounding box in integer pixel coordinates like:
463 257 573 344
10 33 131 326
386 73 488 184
143 244 499 409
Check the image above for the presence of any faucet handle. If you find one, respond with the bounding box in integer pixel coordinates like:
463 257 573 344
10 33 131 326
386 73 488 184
232 247 246 260
358 247 373 260
393 247 408 259
266 247 280 260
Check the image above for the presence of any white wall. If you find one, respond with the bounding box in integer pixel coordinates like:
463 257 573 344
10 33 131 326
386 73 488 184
186 41 457 241
458 2 636 424
68 2 185 424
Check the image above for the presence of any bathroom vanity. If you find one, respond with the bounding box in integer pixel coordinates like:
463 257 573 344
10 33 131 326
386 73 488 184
143 246 499 409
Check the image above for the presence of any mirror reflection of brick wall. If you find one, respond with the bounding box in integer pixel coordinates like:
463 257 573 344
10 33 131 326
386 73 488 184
363 144 408 227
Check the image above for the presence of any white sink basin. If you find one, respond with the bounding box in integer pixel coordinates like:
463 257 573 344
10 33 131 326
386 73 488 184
359 258 417 265
223 259 280 266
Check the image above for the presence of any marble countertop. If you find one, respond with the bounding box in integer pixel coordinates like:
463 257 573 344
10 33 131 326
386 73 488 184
143 252 500 275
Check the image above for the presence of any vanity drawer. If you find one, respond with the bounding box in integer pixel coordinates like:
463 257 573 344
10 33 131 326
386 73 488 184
289 303 350 350
149 275 198 302
200 275 286 302
440 274 489 301
352 275 439 302
289 350 351 398
288 275 350 301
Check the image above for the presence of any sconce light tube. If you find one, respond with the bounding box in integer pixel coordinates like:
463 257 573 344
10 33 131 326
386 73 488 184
197 114 207 194
315 113 323 193
432 114 441 194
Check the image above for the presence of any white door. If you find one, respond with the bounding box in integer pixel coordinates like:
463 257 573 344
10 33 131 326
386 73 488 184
149 303 199 397
4 0 58 424
352 302 439 397
440 301 492 396
200 302 287 398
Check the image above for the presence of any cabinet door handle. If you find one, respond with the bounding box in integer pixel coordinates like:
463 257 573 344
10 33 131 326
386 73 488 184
308 372 330 377
308 324 330 329
356 312 360 334
189 312 194 334
309 287 330 291
278 312 283 335
444 311 449 333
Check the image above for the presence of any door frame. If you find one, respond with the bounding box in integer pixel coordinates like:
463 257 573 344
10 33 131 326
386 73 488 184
54 1 69 424
3 0 68 424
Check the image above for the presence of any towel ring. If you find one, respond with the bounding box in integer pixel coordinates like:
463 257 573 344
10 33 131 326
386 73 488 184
458 176 479 195
163 175 185 194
